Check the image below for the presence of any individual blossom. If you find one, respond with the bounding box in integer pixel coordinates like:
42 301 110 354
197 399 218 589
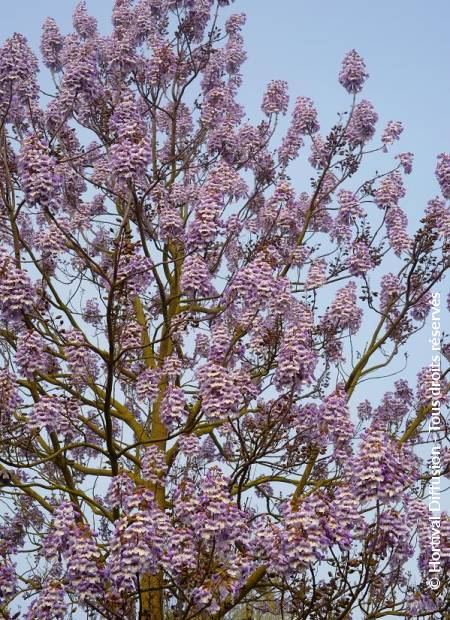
338 49 368 93
261 80 289 115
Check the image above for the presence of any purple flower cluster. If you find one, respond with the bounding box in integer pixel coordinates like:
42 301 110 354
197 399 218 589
18 135 60 209
73 1 98 39
40 18 64 71
160 385 186 429
0 33 39 122
385 206 410 255
136 367 161 402
196 363 241 420
274 327 317 389
352 426 417 503
305 258 327 289
397 151 414 174
435 152 450 199
261 80 289 115
0 253 36 323
0 369 21 423
339 49 368 93
109 91 151 188
64 330 99 385
321 282 362 334
381 120 403 146
28 396 67 434
181 254 215 298
15 331 51 378
347 240 374 275
108 489 172 592
319 385 355 458
346 100 378 144
25 581 68 620
374 171 405 208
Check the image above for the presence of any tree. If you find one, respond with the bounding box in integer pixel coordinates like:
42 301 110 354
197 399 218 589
0 0 449 618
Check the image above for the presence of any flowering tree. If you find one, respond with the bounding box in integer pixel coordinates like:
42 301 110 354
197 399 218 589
0 1 449 618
